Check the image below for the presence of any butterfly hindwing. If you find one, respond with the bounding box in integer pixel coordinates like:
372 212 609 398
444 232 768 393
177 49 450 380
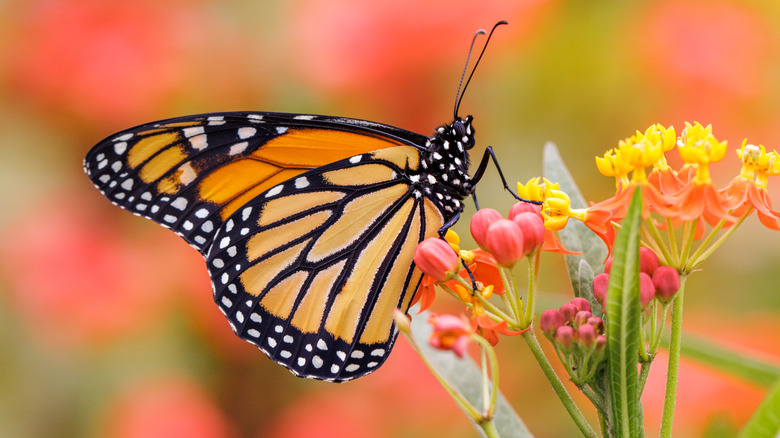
83 112 425 252
205 146 446 381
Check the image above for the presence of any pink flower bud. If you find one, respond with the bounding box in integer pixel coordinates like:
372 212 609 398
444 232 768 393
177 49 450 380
512 212 545 255
540 309 565 336
596 334 606 352
570 297 591 313
573 310 592 328
587 316 604 334
577 323 596 347
470 208 503 250
639 247 660 276
484 219 525 268
604 257 613 274
559 303 577 322
413 238 459 282
593 273 609 305
639 272 655 308
508 201 541 219
653 266 681 302
555 325 574 350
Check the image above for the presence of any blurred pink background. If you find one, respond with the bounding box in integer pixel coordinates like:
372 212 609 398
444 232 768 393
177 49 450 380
1 0 780 436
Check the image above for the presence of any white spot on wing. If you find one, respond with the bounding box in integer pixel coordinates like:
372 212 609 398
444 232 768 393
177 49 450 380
276 127 288 134
238 127 257 139
295 177 309 189
266 185 283 197
171 197 188 210
229 141 248 155
183 126 205 138
293 115 315 120
189 134 208 150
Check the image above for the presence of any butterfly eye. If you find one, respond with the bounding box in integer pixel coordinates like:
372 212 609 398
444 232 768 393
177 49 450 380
453 121 467 137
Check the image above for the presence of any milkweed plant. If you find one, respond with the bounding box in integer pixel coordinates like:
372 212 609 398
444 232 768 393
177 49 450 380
397 123 780 437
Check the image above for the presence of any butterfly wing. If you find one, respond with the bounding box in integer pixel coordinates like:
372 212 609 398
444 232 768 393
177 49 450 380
207 146 445 381
83 112 427 252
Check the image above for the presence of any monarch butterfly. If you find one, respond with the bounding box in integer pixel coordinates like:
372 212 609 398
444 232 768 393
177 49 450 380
84 23 517 382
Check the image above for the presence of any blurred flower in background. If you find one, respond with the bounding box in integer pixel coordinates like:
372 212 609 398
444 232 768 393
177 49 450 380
0 0 779 436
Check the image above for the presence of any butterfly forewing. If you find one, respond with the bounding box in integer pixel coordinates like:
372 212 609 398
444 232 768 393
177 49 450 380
206 148 444 381
83 112 416 252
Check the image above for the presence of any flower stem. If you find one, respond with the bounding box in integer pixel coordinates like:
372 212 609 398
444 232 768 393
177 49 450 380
522 330 597 437
523 249 541 327
659 275 688 438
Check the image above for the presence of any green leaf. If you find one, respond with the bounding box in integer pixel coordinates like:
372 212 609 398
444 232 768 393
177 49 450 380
663 332 780 388
410 313 534 438
542 142 608 317
605 189 643 437
738 378 780 438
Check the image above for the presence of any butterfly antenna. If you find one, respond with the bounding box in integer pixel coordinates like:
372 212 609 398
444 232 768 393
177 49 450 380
453 20 508 118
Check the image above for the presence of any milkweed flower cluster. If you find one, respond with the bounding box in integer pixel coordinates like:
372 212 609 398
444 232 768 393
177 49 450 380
540 298 606 386
543 122 780 272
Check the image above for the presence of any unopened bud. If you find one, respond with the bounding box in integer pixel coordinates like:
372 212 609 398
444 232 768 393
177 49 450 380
639 272 655 308
570 297 591 313
573 310 592 328
470 208 503 250
593 273 609 305
653 266 681 303
555 325 575 350
577 323 596 347
639 247 660 276
540 309 565 337
559 303 577 322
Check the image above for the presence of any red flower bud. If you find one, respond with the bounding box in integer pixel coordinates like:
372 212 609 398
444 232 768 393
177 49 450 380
587 316 604 334
639 247 660 276
577 323 596 347
484 219 525 268
559 302 577 322
508 201 541 219
604 257 613 274
470 208 503 250
639 272 655 308
512 212 545 255
540 309 565 336
596 334 606 352
413 238 459 282
570 297 591 313
573 310 592 328
653 266 681 303
555 325 574 350
593 273 609 305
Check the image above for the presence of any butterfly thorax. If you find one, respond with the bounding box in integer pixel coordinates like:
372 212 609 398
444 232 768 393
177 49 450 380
412 115 475 217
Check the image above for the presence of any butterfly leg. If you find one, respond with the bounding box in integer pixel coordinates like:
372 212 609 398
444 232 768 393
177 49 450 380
471 146 543 205
435 213 477 289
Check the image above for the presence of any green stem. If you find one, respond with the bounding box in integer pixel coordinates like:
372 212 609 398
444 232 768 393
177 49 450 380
638 361 652 396
659 275 688 438
688 210 750 271
643 219 673 266
523 249 541 328
522 330 597 437
473 335 500 418
665 217 679 266
499 266 521 323
479 419 500 438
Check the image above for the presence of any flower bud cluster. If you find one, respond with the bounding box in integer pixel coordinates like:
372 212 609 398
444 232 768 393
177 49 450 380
469 202 546 268
593 247 681 307
540 298 606 386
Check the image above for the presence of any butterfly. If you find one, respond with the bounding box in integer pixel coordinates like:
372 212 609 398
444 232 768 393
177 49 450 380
83 22 516 382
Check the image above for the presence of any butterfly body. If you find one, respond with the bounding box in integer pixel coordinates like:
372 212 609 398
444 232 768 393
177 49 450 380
85 111 477 381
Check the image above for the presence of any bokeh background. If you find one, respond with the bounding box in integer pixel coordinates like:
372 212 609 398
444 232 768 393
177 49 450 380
2 0 780 437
